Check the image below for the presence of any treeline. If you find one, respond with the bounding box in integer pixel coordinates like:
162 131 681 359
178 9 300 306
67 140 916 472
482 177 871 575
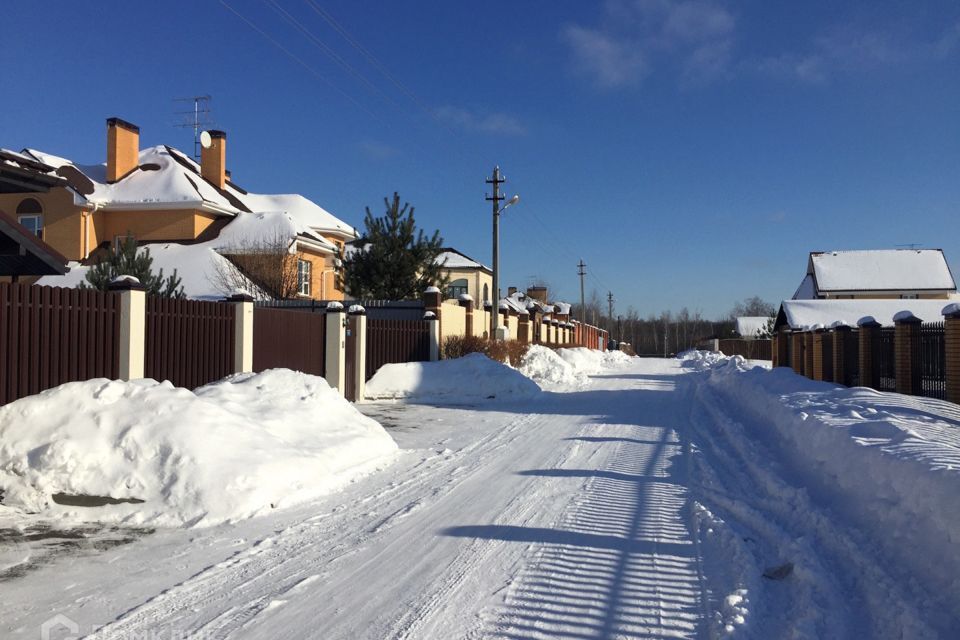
569 295 774 356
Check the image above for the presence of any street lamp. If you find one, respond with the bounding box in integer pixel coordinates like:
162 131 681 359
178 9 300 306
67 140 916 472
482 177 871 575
488 165 520 340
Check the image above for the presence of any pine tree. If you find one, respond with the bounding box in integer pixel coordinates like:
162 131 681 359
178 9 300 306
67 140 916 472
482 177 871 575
81 236 185 298
340 193 448 300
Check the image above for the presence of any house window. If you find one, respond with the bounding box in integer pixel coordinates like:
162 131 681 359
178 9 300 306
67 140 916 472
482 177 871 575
446 278 468 299
483 283 489 303
16 198 43 239
297 259 312 296
900 294 918 299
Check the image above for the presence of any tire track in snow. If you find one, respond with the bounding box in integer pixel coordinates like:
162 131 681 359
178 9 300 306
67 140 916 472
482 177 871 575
84 411 544 640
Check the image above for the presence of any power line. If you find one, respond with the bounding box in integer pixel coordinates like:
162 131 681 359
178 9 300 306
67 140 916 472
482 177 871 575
302 0 448 130
219 0 379 120
263 0 401 110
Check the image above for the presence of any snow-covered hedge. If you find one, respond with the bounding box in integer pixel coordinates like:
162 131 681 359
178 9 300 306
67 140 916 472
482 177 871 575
0 370 398 527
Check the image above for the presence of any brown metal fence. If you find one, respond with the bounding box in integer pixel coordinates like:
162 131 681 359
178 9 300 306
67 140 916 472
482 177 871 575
717 339 772 360
253 307 326 376
0 283 121 405
917 322 946 400
366 318 430 381
145 297 234 389
876 328 896 392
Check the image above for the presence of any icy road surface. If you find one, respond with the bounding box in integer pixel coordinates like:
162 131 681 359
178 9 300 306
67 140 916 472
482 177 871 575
2 358 951 639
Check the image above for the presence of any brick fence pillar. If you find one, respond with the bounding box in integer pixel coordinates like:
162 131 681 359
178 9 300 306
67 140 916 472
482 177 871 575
108 277 146 381
518 310 530 344
812 330 824 380
894 312 921 396
944 307 960 404
858 318 881 390
424 286 442 337
803 331 814 378
425 312 440 361
228 293 255 374
348 305 367 402
791 332 803 374
459 294 474 337
325 302 346 395
832 326 851 385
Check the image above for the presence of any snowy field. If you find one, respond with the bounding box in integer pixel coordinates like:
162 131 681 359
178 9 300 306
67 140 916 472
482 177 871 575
1 349 958 638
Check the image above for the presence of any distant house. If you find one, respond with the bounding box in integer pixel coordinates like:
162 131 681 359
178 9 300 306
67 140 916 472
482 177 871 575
436 248 492 304
0 118 357 300
792 249 957 300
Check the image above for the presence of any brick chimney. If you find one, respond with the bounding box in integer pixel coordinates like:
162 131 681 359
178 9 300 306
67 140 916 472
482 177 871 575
201 130 227 189
106 117 140 183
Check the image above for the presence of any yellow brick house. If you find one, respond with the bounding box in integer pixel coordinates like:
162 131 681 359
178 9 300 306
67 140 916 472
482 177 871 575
0 118 357 300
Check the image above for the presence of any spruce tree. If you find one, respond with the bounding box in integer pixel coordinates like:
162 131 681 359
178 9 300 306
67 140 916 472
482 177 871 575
341 193 447 300
81 236 185 298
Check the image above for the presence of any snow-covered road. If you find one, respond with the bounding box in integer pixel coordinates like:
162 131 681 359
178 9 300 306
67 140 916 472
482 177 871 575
3 357 954 639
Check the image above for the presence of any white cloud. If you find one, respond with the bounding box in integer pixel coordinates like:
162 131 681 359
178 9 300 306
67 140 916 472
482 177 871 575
561 0 736 89
759 21 960 84
435 106 527 136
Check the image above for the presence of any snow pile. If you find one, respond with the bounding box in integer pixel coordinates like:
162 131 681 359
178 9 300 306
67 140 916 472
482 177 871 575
519 345 587 389
701 361 960 618
0 370 398 527
365 353 541 403
679 349 737 370
551 347 633 375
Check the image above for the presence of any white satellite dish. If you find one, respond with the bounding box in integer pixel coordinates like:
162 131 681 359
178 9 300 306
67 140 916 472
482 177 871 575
200 130 213 149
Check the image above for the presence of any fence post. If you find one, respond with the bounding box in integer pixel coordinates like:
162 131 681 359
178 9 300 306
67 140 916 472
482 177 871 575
325 301 346 394
228 293 254 374
518 310 530 343
894 312 921 396
803 331 814 378
348 305 367 402
944 306 960 404
459 294 474 337
425 311 440 361
109 277 146 381
858 317 881 390
833 326 850 385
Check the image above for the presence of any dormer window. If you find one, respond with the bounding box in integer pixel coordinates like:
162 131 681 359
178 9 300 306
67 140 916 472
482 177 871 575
16 198 43 239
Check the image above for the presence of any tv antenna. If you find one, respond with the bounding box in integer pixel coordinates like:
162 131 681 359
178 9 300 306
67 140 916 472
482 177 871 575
174 95 214 160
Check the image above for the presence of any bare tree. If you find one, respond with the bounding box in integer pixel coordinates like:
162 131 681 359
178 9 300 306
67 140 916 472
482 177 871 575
210 232 300 300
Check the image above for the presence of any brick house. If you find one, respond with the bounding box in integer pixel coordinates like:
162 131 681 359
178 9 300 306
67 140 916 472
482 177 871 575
0 118 356 300
792 249 957 300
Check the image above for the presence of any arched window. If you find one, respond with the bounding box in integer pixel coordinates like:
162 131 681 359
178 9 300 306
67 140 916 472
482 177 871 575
16 198 43 239
446 278 468 299
482 283 489 303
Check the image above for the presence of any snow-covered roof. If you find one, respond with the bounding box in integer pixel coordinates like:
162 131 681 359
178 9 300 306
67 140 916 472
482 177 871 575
16 146 357 241
776 299 953 331
735 316 772 338
436 248 490 271
807 250 956 293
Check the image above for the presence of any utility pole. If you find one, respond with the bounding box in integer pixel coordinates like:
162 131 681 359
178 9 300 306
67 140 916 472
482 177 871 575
607 291 614 330
486 166 505 339
174 95 213 161
577 259 586 326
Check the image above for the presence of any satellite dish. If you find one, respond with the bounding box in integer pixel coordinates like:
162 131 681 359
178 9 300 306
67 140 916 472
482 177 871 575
200 130 212 149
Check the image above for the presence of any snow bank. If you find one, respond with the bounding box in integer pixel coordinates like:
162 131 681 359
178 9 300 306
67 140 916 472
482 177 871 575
519 345 587 389
365 353 541 403
0 370 398 527
555 347 632 375
700 358 960 616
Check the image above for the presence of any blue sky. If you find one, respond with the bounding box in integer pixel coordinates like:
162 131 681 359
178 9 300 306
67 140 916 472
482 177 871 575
3 1 959 318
